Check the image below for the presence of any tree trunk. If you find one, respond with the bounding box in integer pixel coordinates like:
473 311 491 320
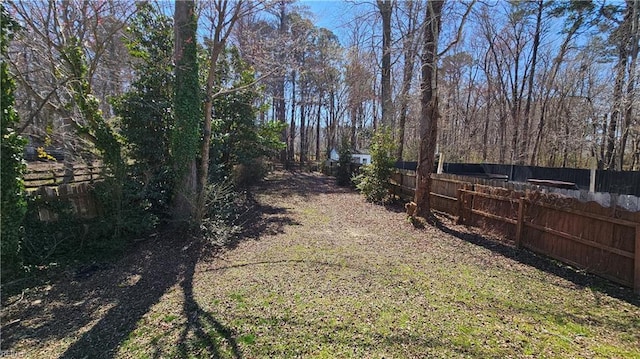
396 1 419 160
481 49 492 162
617 0 639 170
277 2 287 163
599 114 608 169
605 46 628 169
316 98 321 161
327 89 336 154
197 0 243 222
520 0 543 164
377 0 394 128
414 0 444 218
300 87 306 163
172 0 200 222
289 70 296 163
350 107 357 150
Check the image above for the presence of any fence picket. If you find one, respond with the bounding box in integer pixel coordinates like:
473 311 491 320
390 170 640 292
25 162 103 220
636 226 640 294
515 198 524 248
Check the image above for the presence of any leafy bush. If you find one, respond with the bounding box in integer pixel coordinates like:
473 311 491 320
19 177 159 271
112 3 175 222
92 179 159 238
336 140 353 187
232 158 269 188
353 127 397 203
22 197 84 266
208 49 284 185
1 6 27 276
200 181 245 246
21 194 126 268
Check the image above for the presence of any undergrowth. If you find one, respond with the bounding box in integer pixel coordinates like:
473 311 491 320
201 181 248 247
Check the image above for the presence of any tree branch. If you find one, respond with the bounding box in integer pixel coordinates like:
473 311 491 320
438 0 476 57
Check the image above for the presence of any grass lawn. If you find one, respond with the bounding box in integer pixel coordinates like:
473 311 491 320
2 171 639 358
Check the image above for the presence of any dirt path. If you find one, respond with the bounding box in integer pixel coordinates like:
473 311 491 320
2 170 639 358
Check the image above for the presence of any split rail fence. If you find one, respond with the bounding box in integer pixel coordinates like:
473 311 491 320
390 171 640 294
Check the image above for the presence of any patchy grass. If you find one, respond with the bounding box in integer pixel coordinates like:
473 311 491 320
1 170 639 358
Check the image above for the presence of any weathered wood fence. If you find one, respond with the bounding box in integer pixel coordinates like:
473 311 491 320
390 171 640 294
24 161 103 189
25 162 104 220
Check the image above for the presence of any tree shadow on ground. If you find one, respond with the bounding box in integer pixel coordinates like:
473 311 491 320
174 240 242 359
428 215 640 307
255 169 354 200
2 174 301 358
0 229 190 358
236 194 301 241
53 234 230 359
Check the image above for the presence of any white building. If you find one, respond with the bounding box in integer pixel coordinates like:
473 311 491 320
328 148 371 165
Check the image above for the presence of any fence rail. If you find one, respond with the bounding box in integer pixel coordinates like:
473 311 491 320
390 171 640 294
25 162 104 220
25 161 103 189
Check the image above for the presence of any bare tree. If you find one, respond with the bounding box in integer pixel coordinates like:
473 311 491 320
414 0 444 218
377 0 394 127
617 0 639 170
8 0 135 157
197 0 263 220
414 0 474 218
396 0 423 160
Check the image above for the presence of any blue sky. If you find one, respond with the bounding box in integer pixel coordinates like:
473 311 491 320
301 0 350 28
300 0 365 45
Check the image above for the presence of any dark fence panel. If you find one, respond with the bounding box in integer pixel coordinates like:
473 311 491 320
596 170 640 195
516 166 590 188
394 161 417 171
443 163 591 188
395 161 640 196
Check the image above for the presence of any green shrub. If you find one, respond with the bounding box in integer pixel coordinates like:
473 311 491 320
200 181 244 246
112 2 175 222
207 51 285 185
336 140 353 187
20 176 159 271
232 158 269 188
353 127 396 204
92 179 159 238
21 194 126 268
22 196 84 266
1 6 27 276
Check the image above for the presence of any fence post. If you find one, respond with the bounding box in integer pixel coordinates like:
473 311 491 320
515 197 525 248
467 184 474 224
456 187 465 225
635 225 640 295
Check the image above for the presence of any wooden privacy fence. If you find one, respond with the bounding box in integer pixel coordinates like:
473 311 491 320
25 162 104 220
30 183 100 221
24 161 103 189
390 172 640 293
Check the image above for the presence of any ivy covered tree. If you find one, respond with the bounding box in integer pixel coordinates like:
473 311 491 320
1 4 27 275
172 0 202 222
